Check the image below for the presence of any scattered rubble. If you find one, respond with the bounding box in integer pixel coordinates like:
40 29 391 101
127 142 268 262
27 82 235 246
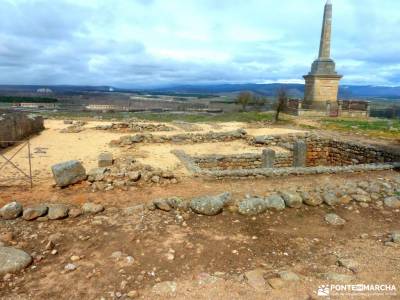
111 129 248 146
325 213 346 226
87 156 179 191
95 121 174 132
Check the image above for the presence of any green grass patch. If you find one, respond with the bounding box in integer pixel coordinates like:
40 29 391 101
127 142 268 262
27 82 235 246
321 118 400 139
42 111 277 123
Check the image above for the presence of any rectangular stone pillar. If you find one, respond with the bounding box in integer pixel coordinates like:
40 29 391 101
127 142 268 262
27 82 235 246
293 140 307 167
98 152 113 167
262 148 275 168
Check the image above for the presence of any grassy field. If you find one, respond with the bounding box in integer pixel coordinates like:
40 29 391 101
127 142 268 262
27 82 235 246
42 111 277 123
321 117 400 139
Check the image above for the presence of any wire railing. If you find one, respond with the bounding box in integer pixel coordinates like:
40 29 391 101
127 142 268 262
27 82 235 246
0 139 33 188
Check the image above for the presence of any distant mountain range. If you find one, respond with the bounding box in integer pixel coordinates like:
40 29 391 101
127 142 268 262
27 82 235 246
153 84 400 100
1 84 400 100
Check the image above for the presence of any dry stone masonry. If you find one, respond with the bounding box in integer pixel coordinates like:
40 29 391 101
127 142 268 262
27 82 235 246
111 129 248 146
172 133 400 179
0 113 44 148
96 121 174 133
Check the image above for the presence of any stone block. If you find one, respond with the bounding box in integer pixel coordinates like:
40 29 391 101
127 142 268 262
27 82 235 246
98 152 113 167
51 160 87 187
293 140 307 167
262 149 276 168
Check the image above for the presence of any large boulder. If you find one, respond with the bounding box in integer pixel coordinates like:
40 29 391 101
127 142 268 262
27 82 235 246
51 160 87 187
47 204 69 220
82 203 104 214
281 191 303 208
22 205 48 221
323 192 341 206
87 167 107 182
238 197 267 216
301 191 323 206
190 193 230 216
265 195 286 210
0 202 23 220
0 247 32 275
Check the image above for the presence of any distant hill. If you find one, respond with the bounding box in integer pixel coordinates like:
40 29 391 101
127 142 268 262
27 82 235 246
153 84 400 100
1 84 400 101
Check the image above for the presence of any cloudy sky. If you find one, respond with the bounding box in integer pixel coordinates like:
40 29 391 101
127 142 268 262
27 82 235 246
0 0 399 87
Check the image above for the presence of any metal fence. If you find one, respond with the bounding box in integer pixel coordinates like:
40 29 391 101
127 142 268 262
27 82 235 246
0 139 33 188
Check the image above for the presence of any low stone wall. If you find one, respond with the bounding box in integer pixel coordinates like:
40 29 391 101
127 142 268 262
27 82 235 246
111 129 248 146
200 163 400 180
173 133 400 179
253 133 400 167
96 122 174 133
250 132 310 148
192 152 293 170
306 136 400 167
0 113 44 148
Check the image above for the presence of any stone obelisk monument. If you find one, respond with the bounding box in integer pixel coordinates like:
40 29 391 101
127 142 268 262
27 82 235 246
303 0 342 110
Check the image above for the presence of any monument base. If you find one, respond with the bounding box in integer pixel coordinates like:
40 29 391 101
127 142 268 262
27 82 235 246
303 74 342 108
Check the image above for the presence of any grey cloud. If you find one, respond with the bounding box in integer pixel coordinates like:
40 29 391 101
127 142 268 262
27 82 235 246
0 0 399 86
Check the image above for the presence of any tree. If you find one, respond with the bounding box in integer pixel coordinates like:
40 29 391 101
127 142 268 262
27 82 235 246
236 91 253 111
274 89 288 122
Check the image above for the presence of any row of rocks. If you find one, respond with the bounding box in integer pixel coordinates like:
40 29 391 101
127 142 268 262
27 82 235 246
88 156 178 192
111 129 248 146
95 122 174 132
63 120 87 126
0 202 104 221
202 163 399 179
150 178 400 216
60 125 85 133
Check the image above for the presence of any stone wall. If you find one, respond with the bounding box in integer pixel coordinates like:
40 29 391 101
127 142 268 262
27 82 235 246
193 152 293 171
96 122 174 132
174 133 400 179
253 133 400 167
112 129 248 146
306 137 400 167
0 113 44 148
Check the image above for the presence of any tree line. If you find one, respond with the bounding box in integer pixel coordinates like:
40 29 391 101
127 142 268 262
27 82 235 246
236 90 288 122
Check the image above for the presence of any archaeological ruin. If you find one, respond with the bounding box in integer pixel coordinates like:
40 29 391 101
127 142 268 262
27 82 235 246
0 112 44 148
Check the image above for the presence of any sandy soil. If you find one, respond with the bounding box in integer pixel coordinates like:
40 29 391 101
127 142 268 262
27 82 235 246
0 116 399 299
0 121 125 185
132 141 289 175
0 120 303 186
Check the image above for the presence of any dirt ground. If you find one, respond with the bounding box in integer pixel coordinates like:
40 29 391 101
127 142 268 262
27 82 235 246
0 171 400 299
1 120 400 299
